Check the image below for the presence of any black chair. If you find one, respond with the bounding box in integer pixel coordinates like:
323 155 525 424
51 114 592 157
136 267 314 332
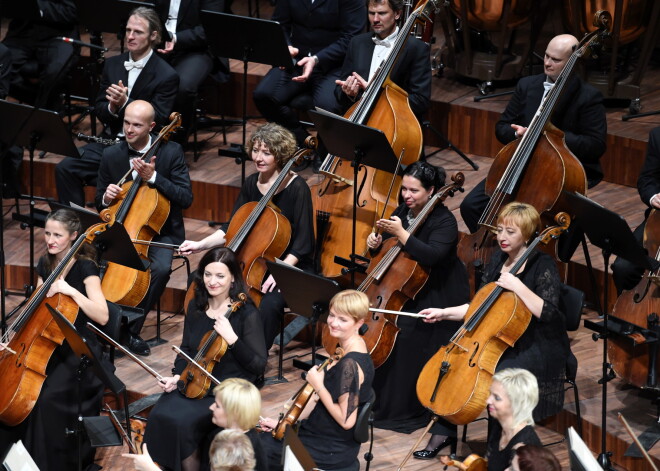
330 388 376 471
102 301 144 363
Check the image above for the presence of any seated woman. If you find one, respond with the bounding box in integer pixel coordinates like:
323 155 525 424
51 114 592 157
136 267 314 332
367 161 469 434
0 209 109 471
179 122 314 349
259 290 375 471
143 248 267 471
416 202 569 459
486 368 542 471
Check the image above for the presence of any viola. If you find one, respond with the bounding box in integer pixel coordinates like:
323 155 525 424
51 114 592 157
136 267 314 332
321 173 464 368
177 294 248 399
416 214 570 424
272 347 344 440
457 11 612 294
99 112 181 307
0 223 108 426
440 454 488 471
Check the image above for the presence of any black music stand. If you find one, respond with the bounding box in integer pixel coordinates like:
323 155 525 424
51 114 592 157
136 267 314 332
266 260 341 378
48 201 104 233
560 192 656 470
308 109 401 287
46 303 130 471
201 11 294 183
282 425 318 471
73 0 156 38
94 221 150 272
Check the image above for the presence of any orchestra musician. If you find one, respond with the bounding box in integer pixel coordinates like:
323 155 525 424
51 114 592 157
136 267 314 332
55 6 179 208
259 290 375 471
415 202 569 458
142 248 267 471
95 99 193 355
179 123 314 350
507 444 561 471
335 0 431 119
1 0 78 110
366 161 469 434
612 126 660 294
0 43 10 99
460 34 607 234
0 209 109 471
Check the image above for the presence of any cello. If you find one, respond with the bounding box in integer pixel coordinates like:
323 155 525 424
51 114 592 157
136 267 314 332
609 209 660 389
100 113 181 307
0 223 108 426
457 11 612 293
312 0 437 277
416 213 570 425
321 173 464 368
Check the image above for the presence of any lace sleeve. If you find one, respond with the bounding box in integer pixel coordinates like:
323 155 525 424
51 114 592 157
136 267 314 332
533 255 562 323
330 357 362 424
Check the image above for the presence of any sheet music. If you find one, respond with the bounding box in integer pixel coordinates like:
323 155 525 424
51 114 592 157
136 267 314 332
567 427 601 471
3 440 40 471
283 445 305 471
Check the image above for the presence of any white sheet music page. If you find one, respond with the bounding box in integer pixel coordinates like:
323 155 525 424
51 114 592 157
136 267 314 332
3 440 40 471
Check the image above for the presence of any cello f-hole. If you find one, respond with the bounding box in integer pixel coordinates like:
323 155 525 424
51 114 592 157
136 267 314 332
468 342 480 367
356 166 369 208
371 296 384 321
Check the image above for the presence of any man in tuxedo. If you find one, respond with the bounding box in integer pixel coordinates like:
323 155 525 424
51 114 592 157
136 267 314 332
253 0 366 164
334 0 431 119
612 126 660 294
459 34 607 233
155 0 228 141
96 100 193 355
2 0 78 110
55 6 179 207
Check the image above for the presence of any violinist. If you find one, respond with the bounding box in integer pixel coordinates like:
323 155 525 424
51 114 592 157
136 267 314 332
179 123 314 350
142 248 266 471
416 202 568 458
460 34 607 234
259 290 374 471
95 99 193 356
366 161 469 434
506 444 561 471
0 209 109 470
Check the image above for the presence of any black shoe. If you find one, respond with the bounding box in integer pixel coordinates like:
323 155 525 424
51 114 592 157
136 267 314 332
127 335 151 356
412 436 457 460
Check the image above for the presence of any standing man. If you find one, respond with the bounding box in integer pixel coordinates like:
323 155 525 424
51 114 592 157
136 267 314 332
96 100 193 355
335 0 431 119
55 6 179 208
460 34 607 234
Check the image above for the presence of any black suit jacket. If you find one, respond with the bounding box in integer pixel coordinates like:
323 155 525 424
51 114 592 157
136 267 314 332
155 0 223 52
334 32 431 118
95 139 193 243
4 0 77 41
94 52 179 136
273 0 366 73
637 127 660 212
495 73 607 186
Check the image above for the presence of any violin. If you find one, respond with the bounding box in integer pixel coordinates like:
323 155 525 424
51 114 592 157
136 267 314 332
457 11 612 294
416 213 570 425
321 173 464 368
272 347 344 440
100 112 181 307
440 454 488 471
0 223 108 426
177 294 248 399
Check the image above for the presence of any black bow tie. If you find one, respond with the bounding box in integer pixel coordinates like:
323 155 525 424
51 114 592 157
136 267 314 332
128 148 144 158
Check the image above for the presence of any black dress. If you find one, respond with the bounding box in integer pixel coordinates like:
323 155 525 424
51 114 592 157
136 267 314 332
0 258 106 471
486 421 542 471
262 352 375 470
144 301 267 471
372 203 469 433
482 250 569 420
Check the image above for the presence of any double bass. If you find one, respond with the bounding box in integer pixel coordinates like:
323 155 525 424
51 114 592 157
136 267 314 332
416 214 570 424
457 11 612 293
312 0 438 277
321 173 464 368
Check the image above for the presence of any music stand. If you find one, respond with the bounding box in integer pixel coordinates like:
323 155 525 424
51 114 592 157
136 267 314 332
308 109 402 287
73 0 155 37
282 425 318 471
46 303 130 471
560 191 656 470
48 201 104 233
201 11 294 183
266 261 341 378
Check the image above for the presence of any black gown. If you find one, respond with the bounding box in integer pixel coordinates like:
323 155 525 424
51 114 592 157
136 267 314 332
262 352 375 470
144 301 267 471
372 203 469 433
0 258 107 471
486 421 542 471
482 250 569 420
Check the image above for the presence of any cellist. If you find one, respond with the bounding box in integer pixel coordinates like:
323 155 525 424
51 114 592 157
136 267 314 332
0 209 109 471
366 162 469 434
414 203 568 459
96 99 193 356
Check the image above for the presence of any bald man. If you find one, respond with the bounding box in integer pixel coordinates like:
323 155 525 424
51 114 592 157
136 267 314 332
96 100 193 355
460 34 607 233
